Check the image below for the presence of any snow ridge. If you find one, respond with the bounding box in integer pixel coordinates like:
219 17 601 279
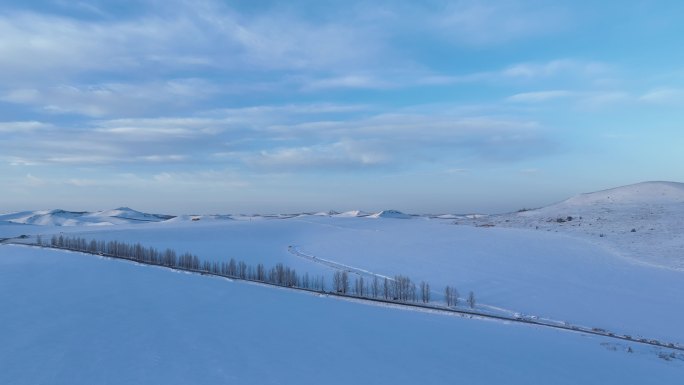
0 208 175 227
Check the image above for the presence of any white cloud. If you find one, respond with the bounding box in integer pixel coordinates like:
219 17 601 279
578 91 631 108
505 88 641 108
0 100 555 169
93 117 227 139
0 121 52 133
44 155 120 164
208 103 370 118
502 59 609 79
137 155 188 162
639 88 684 104
149 170 248 188
0 3 385 85
246 141 390 170
266 113 542 143
412 59 612 90
435 1 570 45
2 79 217 117
507 90 574 103
53 0 108 17
302 75 392 91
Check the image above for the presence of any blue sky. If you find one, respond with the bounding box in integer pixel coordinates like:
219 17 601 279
2 0 684 214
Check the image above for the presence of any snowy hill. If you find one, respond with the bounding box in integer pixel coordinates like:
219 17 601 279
313 210 340 216
368 210 412 219
164 214 234 223
560 181 684 206
0 208 175 226
477 181 684 269
89 207 175 222
334 210 371 217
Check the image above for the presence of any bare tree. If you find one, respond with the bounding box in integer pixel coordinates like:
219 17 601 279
256 263 265 281
238 261 247 278
341 271 349 294
445 286 459 306
392 275 414 301
354 276 365 296
410 282 417 302
467 291 476 309
41 235 472 311
420 281 430 303
333 271 342 292
227 258 237 276
371 276 379 298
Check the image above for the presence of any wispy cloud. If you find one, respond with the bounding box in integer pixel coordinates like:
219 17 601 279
93 117 226 139
639 87 684 104
507 90 575 103
501 59 609 79
0 121 52 133
0 101 554 169
507 89 663 108
578 91 631 108
2 79 218 117
0 2 386 85
245 141 391 171
434 0 570 45
301 75 392 91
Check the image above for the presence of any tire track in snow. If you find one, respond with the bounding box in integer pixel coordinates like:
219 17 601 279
288 245 394 280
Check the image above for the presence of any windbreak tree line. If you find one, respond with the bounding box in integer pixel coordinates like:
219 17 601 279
39 235 475 308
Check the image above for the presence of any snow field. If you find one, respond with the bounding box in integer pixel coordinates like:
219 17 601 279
1 245 682 385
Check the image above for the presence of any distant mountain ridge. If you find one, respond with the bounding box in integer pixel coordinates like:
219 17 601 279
3 181 681 226
0 207 175 227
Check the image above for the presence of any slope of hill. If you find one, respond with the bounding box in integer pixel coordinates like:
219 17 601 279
334 210 371 218
1 245 681 385
560 181 684 206
368 210 412 219
479 182 684 270
88 207 175 222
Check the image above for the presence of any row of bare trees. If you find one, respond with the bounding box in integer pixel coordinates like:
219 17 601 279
37 235 476 308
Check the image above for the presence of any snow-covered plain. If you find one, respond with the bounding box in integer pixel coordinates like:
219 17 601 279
1 181 683 383
1 246 682 385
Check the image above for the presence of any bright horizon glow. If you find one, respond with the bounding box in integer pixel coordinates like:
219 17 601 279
1 1 683 214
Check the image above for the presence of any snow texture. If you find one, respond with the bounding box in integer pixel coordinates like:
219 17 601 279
1 245 682 385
